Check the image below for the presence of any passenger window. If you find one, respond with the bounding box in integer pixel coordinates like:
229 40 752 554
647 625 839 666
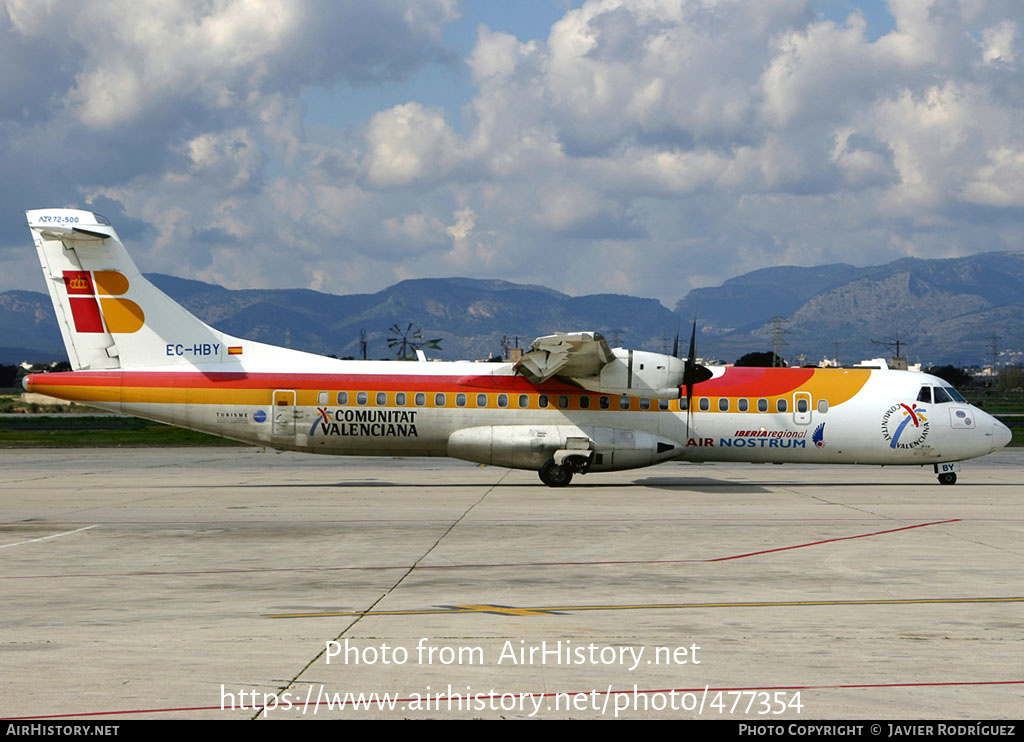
757 399 768 412
434 393 445 406
699 398 710 412
718 398 729 412
659 399 669 411
619 396 631 410
357 392 367 406
376 392 387 406
395 392 406 406
558 395 569 409
580 396 591 409
415 392 425 406
497 394 508 408
518 394 529 408
933 387 953 404
639 398 650 410
738 398 749 412
538 395 549 408
679 397 688 411
477 393 487 407
917 386 932 404
318 391 328 405
797 398 808 413
337 391 348 405
817 399 828 413
455 393 467 407
599 396 610 409
777 399 787 412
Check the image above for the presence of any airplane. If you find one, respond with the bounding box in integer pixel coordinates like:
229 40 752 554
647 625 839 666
23 208 1012 486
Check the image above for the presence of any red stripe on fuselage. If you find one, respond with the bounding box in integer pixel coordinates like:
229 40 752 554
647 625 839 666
27 370 584 393
696 367 815 397
27 365 827 396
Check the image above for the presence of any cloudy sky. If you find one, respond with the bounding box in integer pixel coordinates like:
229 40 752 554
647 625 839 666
2 0 1022 306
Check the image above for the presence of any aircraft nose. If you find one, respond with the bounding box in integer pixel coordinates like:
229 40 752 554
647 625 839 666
992 418 1012 452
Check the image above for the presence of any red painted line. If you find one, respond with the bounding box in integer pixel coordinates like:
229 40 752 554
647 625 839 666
706 519 962 562
8 680 1023 719
3 519 965 580
6 704 227 720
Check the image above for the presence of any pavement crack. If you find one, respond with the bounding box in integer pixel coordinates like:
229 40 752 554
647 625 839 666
253 469 509 719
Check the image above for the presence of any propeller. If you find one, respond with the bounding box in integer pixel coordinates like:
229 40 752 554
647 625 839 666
680 314 713 439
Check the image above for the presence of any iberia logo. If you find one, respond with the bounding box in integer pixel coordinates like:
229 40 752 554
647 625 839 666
881 402 930 450
812 422 826 447
63 270 144 334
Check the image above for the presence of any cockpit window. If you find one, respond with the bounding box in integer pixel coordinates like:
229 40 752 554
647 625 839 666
932 387 953 404
917 386 932 404
945 386 966 403
93 213 111 226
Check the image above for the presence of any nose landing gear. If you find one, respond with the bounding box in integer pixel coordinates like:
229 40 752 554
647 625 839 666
934 462 959 485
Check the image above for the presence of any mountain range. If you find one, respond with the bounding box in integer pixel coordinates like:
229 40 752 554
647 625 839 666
2 251 1022 367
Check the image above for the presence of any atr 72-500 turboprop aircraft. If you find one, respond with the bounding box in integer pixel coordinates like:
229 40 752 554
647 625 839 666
24 209 1011 486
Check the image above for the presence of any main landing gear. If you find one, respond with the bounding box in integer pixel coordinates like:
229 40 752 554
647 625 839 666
539 460 573 487
938 472 957 485
538 454 592 487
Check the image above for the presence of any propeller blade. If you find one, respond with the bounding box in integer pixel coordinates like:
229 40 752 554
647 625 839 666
681 311 713 439
687 317 697 362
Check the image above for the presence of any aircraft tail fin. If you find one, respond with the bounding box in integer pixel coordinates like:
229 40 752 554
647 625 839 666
27 208 230 370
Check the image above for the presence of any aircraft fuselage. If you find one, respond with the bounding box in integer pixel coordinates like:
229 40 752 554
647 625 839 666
26 360 1007 475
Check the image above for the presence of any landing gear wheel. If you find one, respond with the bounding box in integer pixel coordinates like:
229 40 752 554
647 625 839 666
938 472 957 485
539 460 573 487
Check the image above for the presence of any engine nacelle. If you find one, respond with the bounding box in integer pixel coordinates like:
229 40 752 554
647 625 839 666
448 424 681 472
570 349 684 399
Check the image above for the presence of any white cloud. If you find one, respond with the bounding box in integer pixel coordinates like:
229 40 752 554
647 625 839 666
981 19 1017 63
963 147 1024 206
364 103 462 187
4 0 1024 308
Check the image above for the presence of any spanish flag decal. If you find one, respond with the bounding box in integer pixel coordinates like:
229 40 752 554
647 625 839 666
228 346 243 355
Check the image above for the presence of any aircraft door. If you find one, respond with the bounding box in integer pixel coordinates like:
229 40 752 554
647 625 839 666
272 389 298 436
793 392 812 425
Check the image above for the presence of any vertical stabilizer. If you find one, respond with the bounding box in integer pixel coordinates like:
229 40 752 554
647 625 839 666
27 208 224 370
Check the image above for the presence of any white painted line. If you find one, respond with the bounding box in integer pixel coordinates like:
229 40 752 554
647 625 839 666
0 525 98 550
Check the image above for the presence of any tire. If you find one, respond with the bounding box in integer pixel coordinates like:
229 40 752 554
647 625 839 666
539 459 573 487
938 472 957 485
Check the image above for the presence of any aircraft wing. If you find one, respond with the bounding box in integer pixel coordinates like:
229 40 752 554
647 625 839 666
513 332 615 384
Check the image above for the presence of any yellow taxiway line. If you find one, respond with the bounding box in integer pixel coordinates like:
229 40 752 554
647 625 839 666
265 596 1023 619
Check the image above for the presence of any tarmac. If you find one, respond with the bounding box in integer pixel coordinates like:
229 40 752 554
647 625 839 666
1 447 1021 720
